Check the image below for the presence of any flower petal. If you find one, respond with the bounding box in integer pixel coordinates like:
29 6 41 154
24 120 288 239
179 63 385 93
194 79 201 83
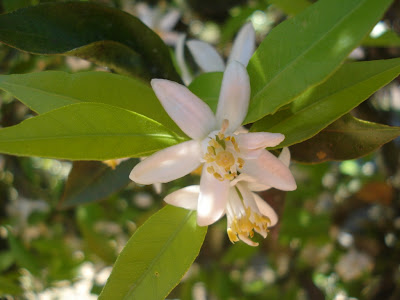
197 168 229 226
242 149 297 191
130 140 201 184
175 34 193 85
151 79 216 139
216 61 250 133
164 185 200 210
236 182 259 212
236 132 285 150
253 193 278 227
279 147 291 167
187 40 225 72
227 22 255 67
159 9 180 31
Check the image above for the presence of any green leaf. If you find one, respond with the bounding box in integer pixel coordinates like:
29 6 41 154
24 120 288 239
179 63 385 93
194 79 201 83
269 0 311 16
188 72 223 113
246 0 393 124
251 58 400 147
0 71 183 134
290 114 400 163
99 205 207 300
0 103 185 160
0 2 181 81
362 30 400 47
59 159 136 209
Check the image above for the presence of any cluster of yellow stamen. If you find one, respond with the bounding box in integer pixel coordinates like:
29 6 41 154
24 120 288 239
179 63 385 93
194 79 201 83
226 187 272 246
227 210 272 245
203 120 245 181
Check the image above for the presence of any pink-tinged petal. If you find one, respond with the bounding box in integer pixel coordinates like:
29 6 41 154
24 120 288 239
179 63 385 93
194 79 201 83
175 34 193 85
279 147 291 167
247 182 271 192
151 79 216 139
159 9 180 31
130 140 201 184
216 61 250 133
164 185 200 210
236 132 285 150
253 193 278 227
242 149 297 191
197 168 229 226
230 173 271 192
227 22 255 67
187 40 225 72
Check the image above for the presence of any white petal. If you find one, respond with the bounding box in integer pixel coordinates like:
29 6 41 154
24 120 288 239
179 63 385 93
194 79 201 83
151 79 216 139
130 140 201 184
160 31 181 46
136 3 156 28
187 40 225 72
153 183 162 194
236 132 285 150
247 182 271 192
236 182 259 212
227 22 255 67
242 149 297 191
159 9 180 31
253 193 278 227
238 234 259 247
279 147 291 167
175 34 193 85
197 168 229 226
216 61 250 133
230 173 270 192
164 185 200 210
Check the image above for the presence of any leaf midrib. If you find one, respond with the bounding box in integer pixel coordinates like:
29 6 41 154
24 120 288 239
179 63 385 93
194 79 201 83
124 211 194 299
269 63 400 131
251 0 366 102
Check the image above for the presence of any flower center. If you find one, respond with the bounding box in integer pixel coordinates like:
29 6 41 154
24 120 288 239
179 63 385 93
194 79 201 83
203 120 244 181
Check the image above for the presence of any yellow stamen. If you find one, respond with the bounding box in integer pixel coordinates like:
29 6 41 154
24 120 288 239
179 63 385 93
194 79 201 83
215 150 235 169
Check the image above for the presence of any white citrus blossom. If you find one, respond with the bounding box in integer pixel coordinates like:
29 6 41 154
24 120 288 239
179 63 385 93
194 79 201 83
187 22 256 72
176 23 255 85
130 61 296 231
132 2 181 46
164 148 291 246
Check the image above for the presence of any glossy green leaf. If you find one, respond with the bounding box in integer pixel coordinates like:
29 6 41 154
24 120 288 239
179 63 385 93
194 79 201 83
0 103 185 160
188 72 223 113
362 31 400 47
0 71 183 134
99 205 207 300
59 159 136 209
251 58 400 147
245 0 393 124
290 114 400 163
0 2 181 81
269 0 311 16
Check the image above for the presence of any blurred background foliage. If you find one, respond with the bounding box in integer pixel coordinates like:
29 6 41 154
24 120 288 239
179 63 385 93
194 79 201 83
0 0 400 299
